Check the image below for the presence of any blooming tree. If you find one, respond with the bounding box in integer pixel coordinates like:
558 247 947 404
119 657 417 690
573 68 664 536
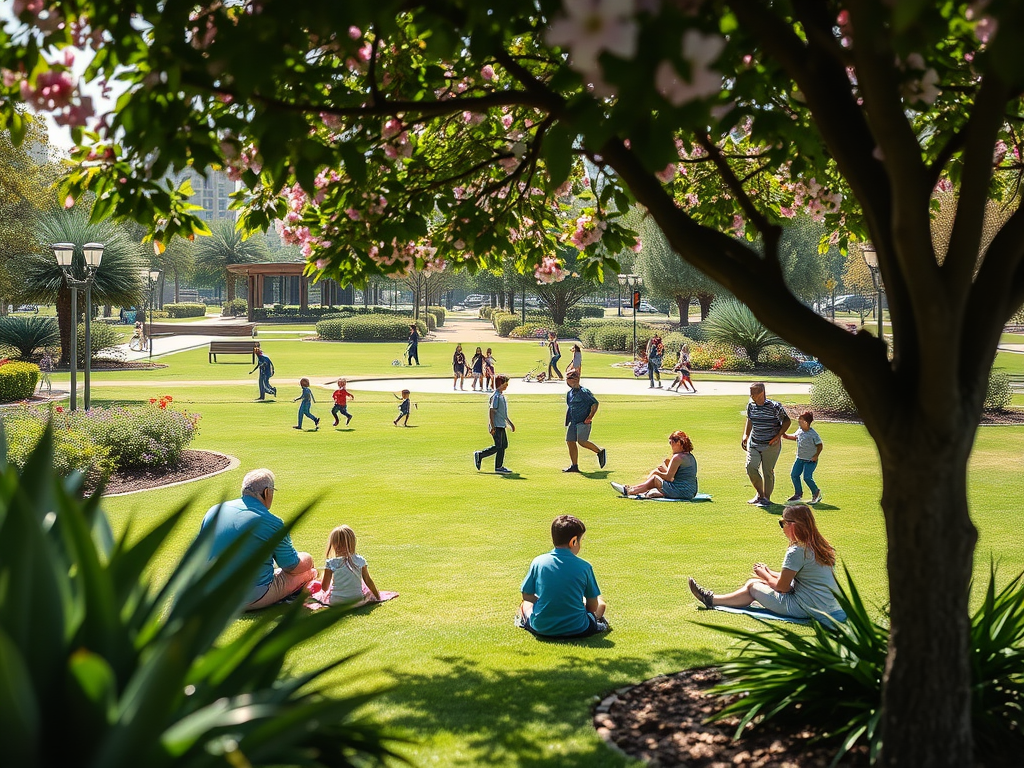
3 2 1024 763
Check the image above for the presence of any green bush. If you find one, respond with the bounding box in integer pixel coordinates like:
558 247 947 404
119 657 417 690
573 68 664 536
0 361 40 402
985 370 1013 411
2 405 112 484
422 313 436 331
593 325 629 351
759 346 800 371
810 370 858 415
162 302 207 318
494 314 520 337
707 565 1024 767
704 298 786 366
479 306 493 320
428 305 446 325
510 323 553 339
576 304 606 319
0 316 59 359
681 323 708 343
317 315 427 341
688 342 754 371
222 298 248 316
318 311 354 321
252 305 359 322
76 321 123 361
0 427 398 768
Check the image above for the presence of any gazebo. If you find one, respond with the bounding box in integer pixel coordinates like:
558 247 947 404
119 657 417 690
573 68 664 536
226 263 352 321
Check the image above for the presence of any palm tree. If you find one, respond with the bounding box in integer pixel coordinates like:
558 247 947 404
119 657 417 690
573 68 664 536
191 220 270 303
22 205 147 365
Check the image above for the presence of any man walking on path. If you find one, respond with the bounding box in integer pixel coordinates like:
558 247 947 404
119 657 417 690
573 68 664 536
563 372 607 473
741 382 791 506
474 374 515 473
199 468 317 610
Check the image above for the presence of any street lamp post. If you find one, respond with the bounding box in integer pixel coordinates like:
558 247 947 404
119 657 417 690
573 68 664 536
140 269 162 363
862 245 883 338
52 242 104 411
618 273 643 358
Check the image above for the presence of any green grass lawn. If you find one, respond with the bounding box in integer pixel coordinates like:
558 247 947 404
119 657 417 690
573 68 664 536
91 354 1024 766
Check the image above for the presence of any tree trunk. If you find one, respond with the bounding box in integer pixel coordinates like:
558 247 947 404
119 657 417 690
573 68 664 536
698 293 713 320
878 435 976 767
225 271 236 303
675 294 691 326
507 290 515 312
174 270 181 303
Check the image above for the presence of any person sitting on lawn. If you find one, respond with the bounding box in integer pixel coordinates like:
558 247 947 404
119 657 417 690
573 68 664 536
516 514 609 638
199 468 317 611
610 430 698 499
309 524 381 606
687 504 841 620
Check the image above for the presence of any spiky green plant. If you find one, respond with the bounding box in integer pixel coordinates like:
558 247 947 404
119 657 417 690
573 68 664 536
191 221 270 302
702 298 786 366
0 425 402 768
702 565 1024 765
0 315 58 359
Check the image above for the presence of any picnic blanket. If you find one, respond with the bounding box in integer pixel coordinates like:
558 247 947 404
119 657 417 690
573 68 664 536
625 492 713 502
305 586 399 611
712 604 847 627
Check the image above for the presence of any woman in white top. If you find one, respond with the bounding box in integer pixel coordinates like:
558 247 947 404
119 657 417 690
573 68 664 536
687 505 841 619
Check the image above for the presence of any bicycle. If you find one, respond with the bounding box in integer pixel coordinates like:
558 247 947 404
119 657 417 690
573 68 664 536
128 323 149 352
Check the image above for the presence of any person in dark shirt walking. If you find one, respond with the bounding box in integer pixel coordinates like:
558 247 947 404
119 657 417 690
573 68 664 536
562 371 606 473
741 382 791 506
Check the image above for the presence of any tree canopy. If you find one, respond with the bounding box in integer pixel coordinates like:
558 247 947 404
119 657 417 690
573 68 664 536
4 2 1024 764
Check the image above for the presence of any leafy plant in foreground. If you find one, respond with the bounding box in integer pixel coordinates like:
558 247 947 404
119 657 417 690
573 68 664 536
702 566 1024 765
0 425 401 768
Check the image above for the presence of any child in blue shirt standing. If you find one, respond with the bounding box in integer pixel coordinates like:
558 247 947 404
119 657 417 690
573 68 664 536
516 514 608 638
394 389 412 426
293 377 320 431
783 410 823 504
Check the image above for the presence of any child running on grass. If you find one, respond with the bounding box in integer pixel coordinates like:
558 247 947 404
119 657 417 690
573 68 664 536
394 389 412 426
293 377 320 430
331 378 355 426
782 410 823 504
310 525 381 606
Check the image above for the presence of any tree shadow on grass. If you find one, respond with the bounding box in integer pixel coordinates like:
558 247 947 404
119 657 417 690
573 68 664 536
380 649 712 767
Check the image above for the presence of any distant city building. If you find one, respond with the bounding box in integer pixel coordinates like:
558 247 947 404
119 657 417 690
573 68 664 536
171 167 235 222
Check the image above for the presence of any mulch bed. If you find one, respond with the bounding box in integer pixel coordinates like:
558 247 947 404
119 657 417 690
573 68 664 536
785 404 1024 426
50 360 167 371
101 449 231 495
595 667 869 767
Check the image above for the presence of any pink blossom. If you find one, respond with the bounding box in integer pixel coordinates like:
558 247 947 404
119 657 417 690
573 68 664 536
481 64 494 80
382 118 402 139
631 237 642 253
63 195 74 209
534 255 568 283
453 239 466 250
1 69 19 88
655 30 725 107
315 258 329 270
655 163 677 183
545 0 639 76
934 178 954 193
501 114 514 129
975 16 997 44
554 180 573 197
348 26 362 40
358 43 372 62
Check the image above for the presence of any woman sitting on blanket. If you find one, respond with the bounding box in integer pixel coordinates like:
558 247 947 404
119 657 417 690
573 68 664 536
610 430 698 500
687 505 842 620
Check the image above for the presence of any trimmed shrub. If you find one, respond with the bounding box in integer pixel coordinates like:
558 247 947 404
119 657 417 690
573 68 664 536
76 322 124 361
689 342 754 371
704 298 786 366
221 298 247 316
163 302 207 318
0 361 40 402
479 306 494 320
494 313 520 337
317 315 427 341
510 323 553 339
759 346 800 371
0 316 59 359
423 313 436 331
2 407 112 484
593 325 629 351
428 305 446 325
810 370 858 415
319 311 354 321
576 304 606 319
985 370 1013 411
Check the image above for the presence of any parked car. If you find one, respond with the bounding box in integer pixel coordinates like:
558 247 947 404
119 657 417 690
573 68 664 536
463 294 486 308
637 301 659 313
13 304 38 314
832 294 874 312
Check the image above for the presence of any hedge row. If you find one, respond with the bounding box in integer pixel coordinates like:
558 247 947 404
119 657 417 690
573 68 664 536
317 315 428 341
427 306 446 326
0 361 40 402
221 299 247 316
163 303 207 318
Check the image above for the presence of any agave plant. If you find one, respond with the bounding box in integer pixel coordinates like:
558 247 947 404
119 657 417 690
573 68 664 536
702 565 1024 765
191 220 270 303
703 298 786 366
0 425 400 768
0 315 59 359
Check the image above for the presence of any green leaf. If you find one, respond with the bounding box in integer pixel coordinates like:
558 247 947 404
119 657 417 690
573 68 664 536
0 629 39 765
542 122 575 189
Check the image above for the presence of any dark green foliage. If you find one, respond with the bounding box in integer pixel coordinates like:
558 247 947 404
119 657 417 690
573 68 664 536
221 299 248 316
0 360 39 401
574 304 606 319
492 313 519 337
427 306 446 325
0 426 400 768
76 322 123 361
704 299 786 366
163 303 206 318
703 566 1024 766
317 315 426 341
810 371 858 416
984 371 1012 411
758 346 800 371
0 316 59 359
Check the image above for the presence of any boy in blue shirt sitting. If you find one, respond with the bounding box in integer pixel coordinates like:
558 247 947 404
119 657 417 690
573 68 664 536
516 514 609 638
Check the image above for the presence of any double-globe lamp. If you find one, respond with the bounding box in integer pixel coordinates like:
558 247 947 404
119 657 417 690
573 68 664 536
861 245 884 338
51 241 104 411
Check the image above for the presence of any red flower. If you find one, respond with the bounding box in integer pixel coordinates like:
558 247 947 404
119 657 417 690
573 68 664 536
55 406 63 413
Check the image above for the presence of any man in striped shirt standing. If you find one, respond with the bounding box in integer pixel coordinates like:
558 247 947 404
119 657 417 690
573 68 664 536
741 382 792 507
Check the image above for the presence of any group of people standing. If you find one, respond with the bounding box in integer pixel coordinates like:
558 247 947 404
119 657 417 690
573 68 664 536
452 343 497 391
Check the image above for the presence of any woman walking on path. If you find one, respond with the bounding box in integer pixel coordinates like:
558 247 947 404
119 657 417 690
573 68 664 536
687 505 841 620
452 344 467 390
407 324 420 365
646 334 664 388
547 332 564 381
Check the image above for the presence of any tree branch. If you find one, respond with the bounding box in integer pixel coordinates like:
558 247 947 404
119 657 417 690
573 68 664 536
695 134 775 238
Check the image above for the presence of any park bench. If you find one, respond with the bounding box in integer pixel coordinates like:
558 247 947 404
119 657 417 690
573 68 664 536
209 340 258 363
150 322 256 337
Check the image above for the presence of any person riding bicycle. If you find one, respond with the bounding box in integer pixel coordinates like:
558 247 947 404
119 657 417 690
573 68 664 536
130 321 148 351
